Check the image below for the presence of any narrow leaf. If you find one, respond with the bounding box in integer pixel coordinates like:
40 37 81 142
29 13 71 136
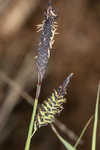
74 116 93 148
51 124 76 150
91 84 100 150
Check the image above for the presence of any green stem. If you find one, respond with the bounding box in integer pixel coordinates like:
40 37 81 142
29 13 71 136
24 83 41 150
24 98 38 150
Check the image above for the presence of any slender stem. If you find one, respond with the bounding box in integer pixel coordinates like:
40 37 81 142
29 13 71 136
24 98 38 150
24 83 41 150
91 84 100 150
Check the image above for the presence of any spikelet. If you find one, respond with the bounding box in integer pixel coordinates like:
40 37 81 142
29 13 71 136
34 73 73 132
36 3 58 84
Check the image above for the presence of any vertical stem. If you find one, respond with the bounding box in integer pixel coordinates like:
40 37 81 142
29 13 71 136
24 98 38 150
24 83 41 150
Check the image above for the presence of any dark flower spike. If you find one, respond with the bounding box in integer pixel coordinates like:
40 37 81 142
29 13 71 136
36 3 58 84
57 73 74 96
33 73 73 132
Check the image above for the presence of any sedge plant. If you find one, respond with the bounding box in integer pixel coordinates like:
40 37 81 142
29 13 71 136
24 1 100 150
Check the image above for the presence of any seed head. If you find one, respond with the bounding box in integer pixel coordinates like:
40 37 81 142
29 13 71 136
34 73 73 131
36 3 58 83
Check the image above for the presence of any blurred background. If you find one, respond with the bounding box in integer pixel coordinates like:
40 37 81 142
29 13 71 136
0 0 100 150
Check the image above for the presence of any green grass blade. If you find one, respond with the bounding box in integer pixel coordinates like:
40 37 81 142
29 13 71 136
91 84 100 150
74 116 93 148
51 124 76 150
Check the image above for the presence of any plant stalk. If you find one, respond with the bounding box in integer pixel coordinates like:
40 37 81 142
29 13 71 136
24 84 41 150
24 98 38 150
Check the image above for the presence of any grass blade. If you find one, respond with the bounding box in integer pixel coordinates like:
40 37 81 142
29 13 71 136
74 116 93 148
51 124 76 150
91 84 100 150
